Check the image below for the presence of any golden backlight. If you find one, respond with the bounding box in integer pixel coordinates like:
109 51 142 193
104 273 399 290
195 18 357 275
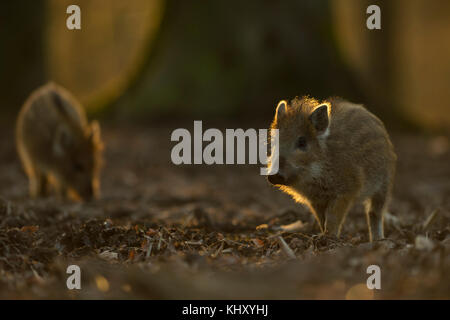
45 0 165 112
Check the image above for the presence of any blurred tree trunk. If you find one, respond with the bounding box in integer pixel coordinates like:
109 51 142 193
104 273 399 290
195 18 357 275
332 0 450 132
46 0 164 115
0 1 47 116
331 0 404 128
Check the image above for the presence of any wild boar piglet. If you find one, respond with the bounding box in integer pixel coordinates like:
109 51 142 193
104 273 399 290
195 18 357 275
16 83 103 201
267 97 396 242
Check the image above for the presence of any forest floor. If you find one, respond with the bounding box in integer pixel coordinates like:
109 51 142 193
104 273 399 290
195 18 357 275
0 120 449 299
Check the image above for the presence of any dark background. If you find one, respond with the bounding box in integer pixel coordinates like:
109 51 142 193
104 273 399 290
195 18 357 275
1 0 450 131
0 0 449 300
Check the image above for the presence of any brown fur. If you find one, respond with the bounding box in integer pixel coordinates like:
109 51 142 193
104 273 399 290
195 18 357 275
16 83 104 201
268 96 396 241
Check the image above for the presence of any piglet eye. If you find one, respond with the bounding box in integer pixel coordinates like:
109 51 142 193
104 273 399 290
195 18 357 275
296 136 307 150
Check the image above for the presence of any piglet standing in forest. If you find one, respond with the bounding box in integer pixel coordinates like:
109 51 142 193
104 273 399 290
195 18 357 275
16 83 103 201
267 97 396 242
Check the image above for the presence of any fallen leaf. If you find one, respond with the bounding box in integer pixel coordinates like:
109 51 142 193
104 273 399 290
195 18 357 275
99 250 119 261
128 249 135 261
256 224 268 230
20 226 39 233
275 220 305 232
252 238 264 248
415 235 434 251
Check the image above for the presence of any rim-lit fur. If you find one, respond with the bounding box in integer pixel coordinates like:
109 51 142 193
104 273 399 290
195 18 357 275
268 96 396 241
16 83 104 201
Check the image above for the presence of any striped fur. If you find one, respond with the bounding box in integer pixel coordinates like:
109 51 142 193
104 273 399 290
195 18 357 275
16 83 103 201
268 96 396 241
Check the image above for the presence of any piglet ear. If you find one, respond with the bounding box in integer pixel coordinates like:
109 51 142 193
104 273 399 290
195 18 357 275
309 103 330 134
90 121 100 138
89 120 104 150
275 100 288 120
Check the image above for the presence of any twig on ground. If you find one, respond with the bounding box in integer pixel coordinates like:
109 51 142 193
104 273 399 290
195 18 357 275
277 235 296 259
185 240 203 246
211 241 224 258
422 208 439 231
146 241 153 258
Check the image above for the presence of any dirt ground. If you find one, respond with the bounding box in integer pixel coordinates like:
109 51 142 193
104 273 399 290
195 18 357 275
0 119 449 299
